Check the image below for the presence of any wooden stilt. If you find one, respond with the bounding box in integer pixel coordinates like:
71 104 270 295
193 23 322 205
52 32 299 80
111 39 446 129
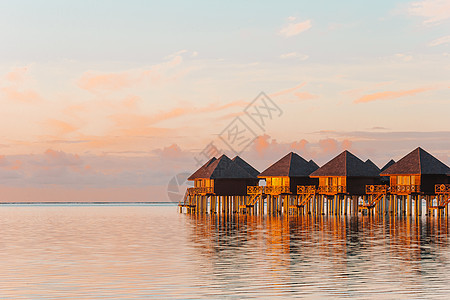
407 195 412 216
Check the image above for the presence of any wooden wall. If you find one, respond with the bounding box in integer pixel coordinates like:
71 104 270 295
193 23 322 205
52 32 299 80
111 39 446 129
347 177 381 195
214 178 260 196
290 177 319 193
421 174 449 194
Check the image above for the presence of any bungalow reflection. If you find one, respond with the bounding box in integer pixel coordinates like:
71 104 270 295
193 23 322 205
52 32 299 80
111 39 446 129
183 214 450 282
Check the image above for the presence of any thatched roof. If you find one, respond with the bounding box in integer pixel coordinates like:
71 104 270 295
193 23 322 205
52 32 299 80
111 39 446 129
380 159 395 172
188 154 256 180
310 150 380 177
258 152 319 178
187 157 217 180
365 159 381 173
232 156 259 177
380 147 450 175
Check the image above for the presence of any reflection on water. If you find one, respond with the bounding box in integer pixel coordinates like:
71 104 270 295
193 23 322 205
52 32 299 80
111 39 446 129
1 205 450 298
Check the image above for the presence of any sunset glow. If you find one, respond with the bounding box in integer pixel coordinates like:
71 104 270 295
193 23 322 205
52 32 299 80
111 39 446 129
0 0 449 202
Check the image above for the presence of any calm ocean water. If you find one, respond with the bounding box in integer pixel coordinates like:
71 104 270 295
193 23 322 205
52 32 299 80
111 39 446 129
1 204 450 299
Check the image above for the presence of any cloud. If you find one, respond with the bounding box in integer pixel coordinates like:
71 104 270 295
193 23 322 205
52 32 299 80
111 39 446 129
305 130 450 167
77 53 186 93
370 126 389 130
4 66 29 83
160 144 183 159
78 71 135 92
395 53 413 61
279 19 312 37
248 134 353 165
318 138 352 155
408 0 450 25
270 82 307 98
110 99 247 131
44 119 79 135
0 146 197 196
254 134 272 157
280 52 309 60
40 149 83 167
153 143 190 160
0 86 42 103
1 66 43 104
354 87 433 103
293 92 318 101
428 35 450 46
0 155 22 171
290 139 309 152
121 95 140 109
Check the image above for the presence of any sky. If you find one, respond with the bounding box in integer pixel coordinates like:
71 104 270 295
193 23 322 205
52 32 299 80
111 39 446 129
0 0 449 202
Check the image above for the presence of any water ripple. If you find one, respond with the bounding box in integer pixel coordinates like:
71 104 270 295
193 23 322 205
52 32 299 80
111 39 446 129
0 205 450 298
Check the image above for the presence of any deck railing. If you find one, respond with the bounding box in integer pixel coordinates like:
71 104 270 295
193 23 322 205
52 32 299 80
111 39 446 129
436 184 450 194
317 185 347 195
297 185 316 194
390 185 420 194
247 186 265 194
188 187 214 195
265 186 290 195
365 185 388 194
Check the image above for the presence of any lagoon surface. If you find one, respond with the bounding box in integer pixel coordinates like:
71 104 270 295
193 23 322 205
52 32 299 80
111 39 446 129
1 204 450 299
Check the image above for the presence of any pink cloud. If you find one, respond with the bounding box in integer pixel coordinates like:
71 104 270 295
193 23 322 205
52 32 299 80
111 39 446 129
42 149 82 166
44 119 79 135
77 54 186 93
428 35 450 46
1 66 43 104
280 19 312 37
270 82 307 98
251 135 289 159
78 71 135 92
121 95 140 109
408 0 450 25
293 91 318 101
290 139 309 152
1 86 42 103
341 139 353 150
354 87 433 103
4 66 29 83
246 135 355 166
279 52 309 60
254 134 271 157
110 100 247 132
0 155 22 171
318 138 339 154
160 144 184 159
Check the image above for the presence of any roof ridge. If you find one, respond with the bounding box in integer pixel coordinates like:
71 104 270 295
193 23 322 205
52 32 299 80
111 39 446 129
288 152 295 176
344 151 348 176
418 147 422 173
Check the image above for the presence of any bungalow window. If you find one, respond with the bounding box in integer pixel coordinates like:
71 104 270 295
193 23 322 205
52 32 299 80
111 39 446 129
320 177 346 187
194 179 214 188
267 177 289 187
395 175 420 186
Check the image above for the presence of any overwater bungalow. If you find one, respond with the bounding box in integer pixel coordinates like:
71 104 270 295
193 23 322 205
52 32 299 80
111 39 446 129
181 154 259 213
310 150 381 196
379 147 450 214
380 147 450 195
258 152 319 195
256 152 319 214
